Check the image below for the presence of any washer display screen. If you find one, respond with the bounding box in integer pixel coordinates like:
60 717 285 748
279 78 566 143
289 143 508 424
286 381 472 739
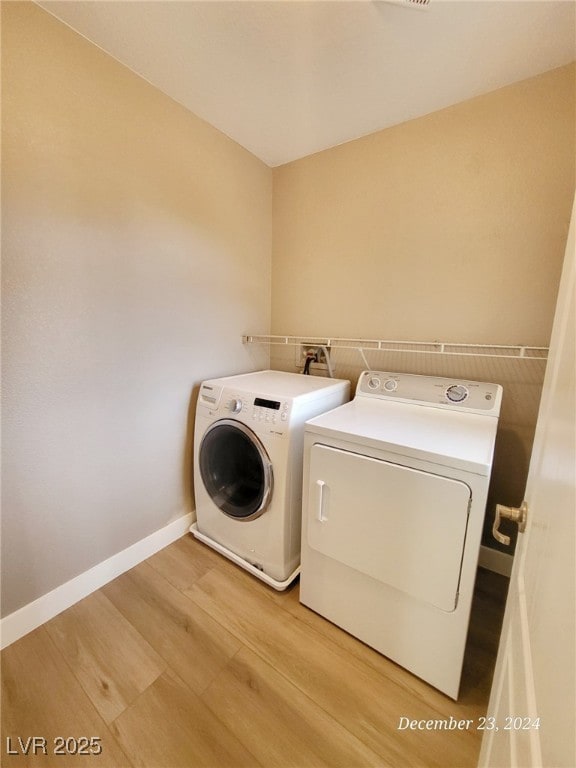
254 397 281 410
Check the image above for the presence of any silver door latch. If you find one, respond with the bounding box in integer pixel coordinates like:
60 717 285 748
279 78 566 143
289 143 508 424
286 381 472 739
492 501 528 546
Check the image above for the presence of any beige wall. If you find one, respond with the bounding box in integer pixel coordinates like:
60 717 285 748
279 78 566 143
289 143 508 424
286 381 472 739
271 64 575 553
1 2 271 617
2 0 574 618
272 64 575 345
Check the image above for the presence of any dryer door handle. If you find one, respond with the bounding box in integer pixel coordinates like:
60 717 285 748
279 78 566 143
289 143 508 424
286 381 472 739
316 480 328 522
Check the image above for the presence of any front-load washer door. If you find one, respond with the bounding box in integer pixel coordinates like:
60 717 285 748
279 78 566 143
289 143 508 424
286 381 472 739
199 419 273 521
307 443 472 611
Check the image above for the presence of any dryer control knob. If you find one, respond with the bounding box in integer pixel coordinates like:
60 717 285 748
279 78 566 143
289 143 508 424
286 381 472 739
446 385 469 403
367 376 381 390
229 398 242 413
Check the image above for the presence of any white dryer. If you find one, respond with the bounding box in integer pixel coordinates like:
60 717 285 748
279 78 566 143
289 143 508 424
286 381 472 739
300 370 502 698
192 370 350 589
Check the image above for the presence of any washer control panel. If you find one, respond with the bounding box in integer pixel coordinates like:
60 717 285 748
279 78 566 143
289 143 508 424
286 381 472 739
214 392 292 433
198 381 296 439
216 395 289 422
251 396 290 425
358 371 502 415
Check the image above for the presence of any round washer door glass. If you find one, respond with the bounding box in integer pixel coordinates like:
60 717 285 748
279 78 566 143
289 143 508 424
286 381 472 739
199 419 273 520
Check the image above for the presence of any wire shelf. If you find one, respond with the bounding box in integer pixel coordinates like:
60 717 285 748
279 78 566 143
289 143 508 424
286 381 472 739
242 335 549 361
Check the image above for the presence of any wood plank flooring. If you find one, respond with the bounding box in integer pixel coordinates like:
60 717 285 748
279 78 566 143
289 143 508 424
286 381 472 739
1 535 508 768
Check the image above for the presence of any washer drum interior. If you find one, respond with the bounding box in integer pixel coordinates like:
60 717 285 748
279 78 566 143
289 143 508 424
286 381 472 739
199 419 273 521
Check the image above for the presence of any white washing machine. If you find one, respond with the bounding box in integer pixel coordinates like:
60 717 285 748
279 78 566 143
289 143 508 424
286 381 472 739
300 370 502 698
191 370 350 589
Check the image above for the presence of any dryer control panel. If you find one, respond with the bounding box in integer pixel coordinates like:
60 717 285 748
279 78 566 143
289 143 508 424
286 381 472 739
357 371 502 416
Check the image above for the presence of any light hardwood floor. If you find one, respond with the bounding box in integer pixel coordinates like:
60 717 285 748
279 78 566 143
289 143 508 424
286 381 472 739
2 535 508 768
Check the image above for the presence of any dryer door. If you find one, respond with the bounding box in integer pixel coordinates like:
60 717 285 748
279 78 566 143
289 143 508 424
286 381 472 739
307 443 472 611
199 419 273 521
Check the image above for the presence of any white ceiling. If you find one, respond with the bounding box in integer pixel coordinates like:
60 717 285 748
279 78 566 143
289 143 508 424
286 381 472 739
38 0 576 167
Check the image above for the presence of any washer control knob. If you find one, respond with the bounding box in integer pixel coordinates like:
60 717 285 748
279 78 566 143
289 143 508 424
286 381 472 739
446 385 469 403
367 376 381 390
229 398 242 413
384 379 398 392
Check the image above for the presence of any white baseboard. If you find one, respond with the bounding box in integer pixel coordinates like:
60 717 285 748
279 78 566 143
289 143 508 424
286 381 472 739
478 544 513 577
1 521 509 651
0 512 193 650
